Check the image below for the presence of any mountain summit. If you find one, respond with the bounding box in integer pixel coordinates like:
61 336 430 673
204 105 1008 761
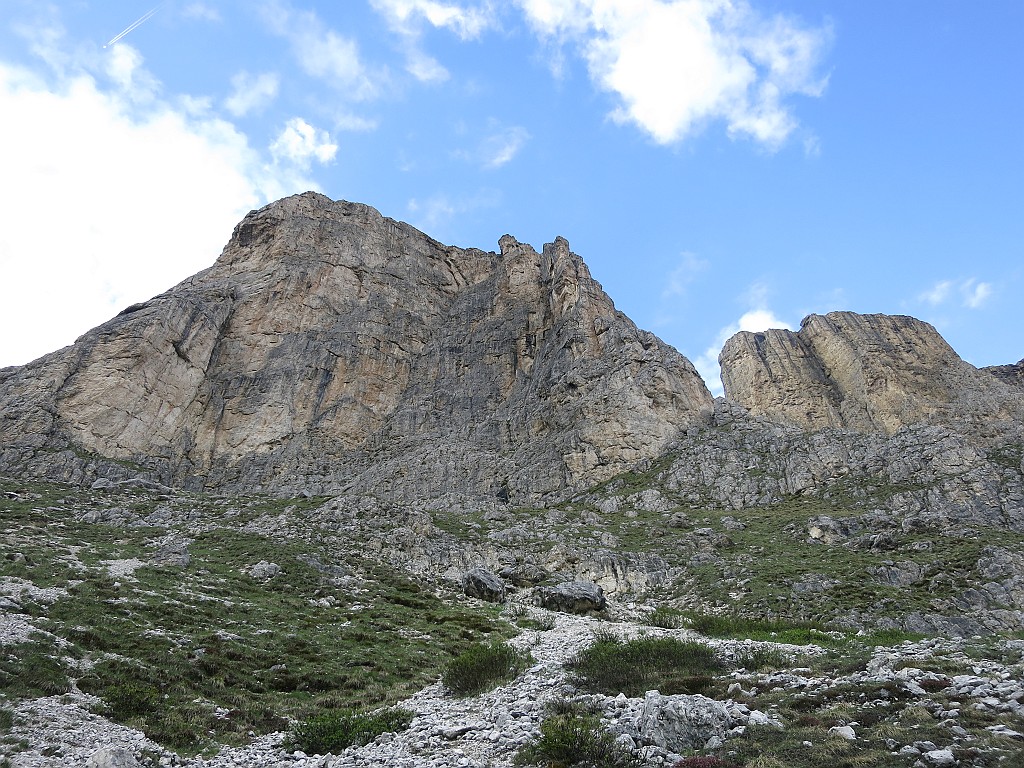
0 193 713 501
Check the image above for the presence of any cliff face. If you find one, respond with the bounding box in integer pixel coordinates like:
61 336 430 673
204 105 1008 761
0 193 712 501
718 311 1024 435
985 359 1024 391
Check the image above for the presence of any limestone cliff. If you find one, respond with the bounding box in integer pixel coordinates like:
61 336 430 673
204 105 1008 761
985 359 1024 391
0 193 712 501
718 311 1024 434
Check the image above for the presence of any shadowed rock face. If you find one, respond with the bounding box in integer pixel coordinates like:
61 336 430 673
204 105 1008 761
718 311 1024 434
985 359 1024 391
0 192 713 501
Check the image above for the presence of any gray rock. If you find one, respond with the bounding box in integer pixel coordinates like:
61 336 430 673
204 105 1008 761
0 193 713 503
720 311 1024 435
637 691 729 751
462 568 506 602
86 747 141 768
498 563 548 587
924 748 955 766
535 581 606 614
247 561 280 581
150 540 191 568
828 725 856 740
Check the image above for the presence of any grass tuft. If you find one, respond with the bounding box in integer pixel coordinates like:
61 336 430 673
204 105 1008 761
442 641 532 696
516 701 639 768
567 634 722 697
288 707 413 755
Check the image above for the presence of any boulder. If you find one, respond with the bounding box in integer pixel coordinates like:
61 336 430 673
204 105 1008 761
637 691 729 751
462 568 507 602
86 747 141 768
535 581 606 614
498 563 548 587
247 561 280 581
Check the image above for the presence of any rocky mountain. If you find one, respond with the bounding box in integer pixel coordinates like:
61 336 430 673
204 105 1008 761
3 194 1024 768
719 311 1024 435
0 192 712 503
985 358 1024 390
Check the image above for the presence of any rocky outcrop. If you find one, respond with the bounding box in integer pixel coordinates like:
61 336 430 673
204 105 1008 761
719 311 1024 434
985 359 1024 391
462 568 507 603
535 581 607 614
0 193 712 502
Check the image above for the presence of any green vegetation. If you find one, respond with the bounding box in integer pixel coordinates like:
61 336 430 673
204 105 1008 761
681 613 836 645
567 634 723 697
517 701 639 768
442 640 532 696
0 477 509 754
733 646 789 672
0 642 72 699
288 707 414 755
645 605 685 629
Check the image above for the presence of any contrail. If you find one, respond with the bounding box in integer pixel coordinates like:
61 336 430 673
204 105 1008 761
103 4 163 48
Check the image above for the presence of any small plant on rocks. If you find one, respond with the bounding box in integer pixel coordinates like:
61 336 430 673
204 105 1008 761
567 633 723 697
646 605 684 629
517 700 639 768
443 640 532 696
288 707 414 755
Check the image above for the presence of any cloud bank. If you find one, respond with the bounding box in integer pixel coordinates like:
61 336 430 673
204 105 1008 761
517 0 831 147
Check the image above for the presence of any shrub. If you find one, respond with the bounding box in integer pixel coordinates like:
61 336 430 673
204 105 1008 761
0 644 71 698
567 634 723 697
443 641 532 696
733 646 788 672
517 701 639 768
289 707 413 755
646 605 684 629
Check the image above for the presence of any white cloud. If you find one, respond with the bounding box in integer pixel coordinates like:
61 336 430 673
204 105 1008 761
261 1 383 99
920 279 953 306
406 189 500 233
333 112 379 132
481 125 530 168
918 277 993 310
517 0 831 147
371 0 496 40
961 278 993 309
370 0 496 83
182 3 222 22
270 118 338 167
693 305 791 396
104 44 160 102
662 252 709 298
0 43 321 368
406 49 450 83
224 71 280 116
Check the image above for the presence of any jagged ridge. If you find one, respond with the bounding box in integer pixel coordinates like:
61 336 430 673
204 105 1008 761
0 193 712 501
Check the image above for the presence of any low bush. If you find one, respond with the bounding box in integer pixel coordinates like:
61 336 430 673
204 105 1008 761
646 605 684 629
734 646 788 672
517 701 638 768
567 634 722 697
289 707 413 755
0 644 71 698
443 641 532 696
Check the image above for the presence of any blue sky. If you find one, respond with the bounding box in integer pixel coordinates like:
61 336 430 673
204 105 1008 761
1 1 1021 393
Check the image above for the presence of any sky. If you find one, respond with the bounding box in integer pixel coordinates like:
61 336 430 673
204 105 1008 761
1 0 1021 394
